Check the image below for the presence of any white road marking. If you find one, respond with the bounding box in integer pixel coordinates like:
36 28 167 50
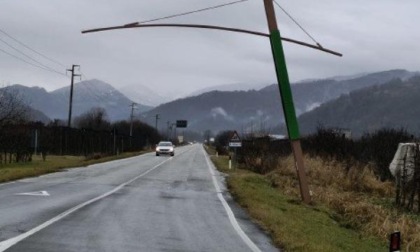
0 158 172 251
0 181 15 188
15 191 50 196
202 146 262 252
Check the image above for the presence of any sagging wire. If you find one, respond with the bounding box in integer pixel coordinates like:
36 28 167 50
0 28 67 68
273 0 323 48
135 0 249 25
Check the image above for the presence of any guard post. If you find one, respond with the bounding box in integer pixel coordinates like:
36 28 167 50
389 231 401 252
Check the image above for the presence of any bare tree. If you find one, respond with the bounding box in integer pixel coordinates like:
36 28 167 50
0 88 28 127
203 130 212 145
74 107 111 131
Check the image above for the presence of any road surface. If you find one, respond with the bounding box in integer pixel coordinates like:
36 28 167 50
0 144 278 251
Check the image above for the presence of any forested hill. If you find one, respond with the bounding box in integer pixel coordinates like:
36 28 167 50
298 76 420 136
263 69 417 115
141 69 418 133
141 89 284 132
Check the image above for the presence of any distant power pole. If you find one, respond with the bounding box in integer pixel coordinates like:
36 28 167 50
129 102 137 146
155 114 160 130
167 121 171 140
67 64 81 128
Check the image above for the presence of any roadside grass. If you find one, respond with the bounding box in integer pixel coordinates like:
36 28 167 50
272 155 420 250
0 151 147 183
209 154 388 252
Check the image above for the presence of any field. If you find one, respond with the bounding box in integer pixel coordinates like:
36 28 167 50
0 151 146 183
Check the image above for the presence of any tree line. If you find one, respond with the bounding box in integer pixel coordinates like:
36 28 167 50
213 127 415 181
0 88 161 164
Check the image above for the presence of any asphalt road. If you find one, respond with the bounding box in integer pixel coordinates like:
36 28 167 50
0 144 278 252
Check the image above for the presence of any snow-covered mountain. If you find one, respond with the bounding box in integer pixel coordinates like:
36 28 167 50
120 84 173 107
4 79 152 122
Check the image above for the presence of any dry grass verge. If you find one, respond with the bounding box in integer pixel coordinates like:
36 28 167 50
268 155 420 250
210 154 387 251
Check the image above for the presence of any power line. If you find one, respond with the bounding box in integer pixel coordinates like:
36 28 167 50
0 37 65 75
0 28 66 67
0 47 67 77
273 0 322 47
135 0 249 25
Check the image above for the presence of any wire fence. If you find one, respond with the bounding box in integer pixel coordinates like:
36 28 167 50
0 123 153 164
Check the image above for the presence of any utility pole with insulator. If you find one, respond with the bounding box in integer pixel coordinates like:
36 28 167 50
67 64 81 128
155 114 160 131
129 102 137 146
167 121 171 140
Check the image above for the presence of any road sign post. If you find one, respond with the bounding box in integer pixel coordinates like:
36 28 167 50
229 131 242 147
176 120 188 128
229 131 242 170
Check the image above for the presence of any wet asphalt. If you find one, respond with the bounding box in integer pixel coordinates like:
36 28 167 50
0 144 278 252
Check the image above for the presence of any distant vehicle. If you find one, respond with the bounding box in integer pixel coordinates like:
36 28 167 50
156 141 175 156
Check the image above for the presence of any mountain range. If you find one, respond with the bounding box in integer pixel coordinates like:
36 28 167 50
3 79 151 122
140 69 419 134
298 76 420 137
5 69 420 137
120 84 173 107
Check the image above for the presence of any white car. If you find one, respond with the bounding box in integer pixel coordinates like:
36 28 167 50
156 141 175 156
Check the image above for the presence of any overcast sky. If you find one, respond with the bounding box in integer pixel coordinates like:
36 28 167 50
1 0 419 98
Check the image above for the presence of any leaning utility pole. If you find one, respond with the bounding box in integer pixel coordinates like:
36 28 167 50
67 65 81 128
82 0 342 204
263 0 311 203
129 102 137 146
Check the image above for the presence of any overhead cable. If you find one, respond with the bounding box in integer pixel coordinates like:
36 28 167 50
0 28 67 67
0 37 65 75
135 0 249 24
0 47 67 77
273 0 322 47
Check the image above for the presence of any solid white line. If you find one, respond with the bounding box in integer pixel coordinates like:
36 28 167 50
0 158 172 251
15 190 50 196
0 181 15 188
202 146 262 252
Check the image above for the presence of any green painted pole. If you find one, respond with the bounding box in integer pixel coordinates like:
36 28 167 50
263 0 311 204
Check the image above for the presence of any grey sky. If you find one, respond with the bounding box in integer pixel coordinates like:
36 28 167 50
0 0 419 98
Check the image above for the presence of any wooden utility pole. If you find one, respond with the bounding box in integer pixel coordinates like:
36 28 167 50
155 114 160 130
167 121 171 140
67 65 80 128
263 0 311 204
129 102 137 146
